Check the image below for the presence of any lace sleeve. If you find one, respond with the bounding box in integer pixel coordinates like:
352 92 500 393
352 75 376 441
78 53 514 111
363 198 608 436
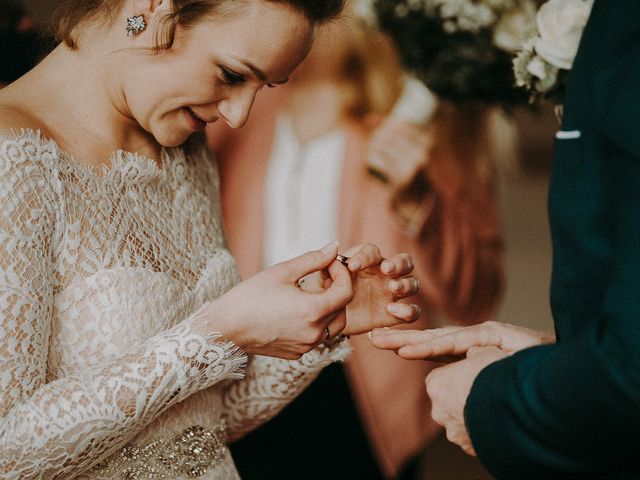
0 144 246 478
222 342 350 442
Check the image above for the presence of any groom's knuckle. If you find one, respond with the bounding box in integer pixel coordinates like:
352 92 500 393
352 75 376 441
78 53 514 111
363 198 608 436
485 320 500 331
445 429 458 442
425 372 439 394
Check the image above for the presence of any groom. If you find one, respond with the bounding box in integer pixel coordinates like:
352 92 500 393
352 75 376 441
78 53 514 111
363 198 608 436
372 0 640 478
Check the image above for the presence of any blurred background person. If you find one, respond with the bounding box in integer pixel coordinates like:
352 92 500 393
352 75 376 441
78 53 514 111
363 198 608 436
207 4 505 478
0 0 45 87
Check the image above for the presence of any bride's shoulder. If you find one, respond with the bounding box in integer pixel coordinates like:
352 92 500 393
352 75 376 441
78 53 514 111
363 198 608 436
0 101 45 137
0 100 57 177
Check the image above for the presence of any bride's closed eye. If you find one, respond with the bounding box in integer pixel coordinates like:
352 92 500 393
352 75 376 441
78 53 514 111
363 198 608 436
219 65 276 88
219 66 246 85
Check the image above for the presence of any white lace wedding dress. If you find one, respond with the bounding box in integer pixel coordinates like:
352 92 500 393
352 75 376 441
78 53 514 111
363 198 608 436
0 130 349 479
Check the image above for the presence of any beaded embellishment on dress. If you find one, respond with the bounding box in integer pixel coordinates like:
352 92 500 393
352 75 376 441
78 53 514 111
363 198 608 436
91 424 227 479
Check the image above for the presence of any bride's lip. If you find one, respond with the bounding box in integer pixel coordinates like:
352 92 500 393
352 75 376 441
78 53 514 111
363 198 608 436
183 107 215 131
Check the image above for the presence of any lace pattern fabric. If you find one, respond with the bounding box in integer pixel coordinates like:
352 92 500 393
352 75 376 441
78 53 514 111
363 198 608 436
0 130 349 479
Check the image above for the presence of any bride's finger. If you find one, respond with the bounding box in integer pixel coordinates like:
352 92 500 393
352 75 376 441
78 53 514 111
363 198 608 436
323 311 347 344
313 261 353 317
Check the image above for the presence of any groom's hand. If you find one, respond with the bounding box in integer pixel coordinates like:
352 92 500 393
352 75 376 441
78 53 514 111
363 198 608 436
426 346 507 456
342 248 420 336
370 321 555 362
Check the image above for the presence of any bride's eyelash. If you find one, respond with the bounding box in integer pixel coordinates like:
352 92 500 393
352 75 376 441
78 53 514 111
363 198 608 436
219 65 277 89
220 67 246 85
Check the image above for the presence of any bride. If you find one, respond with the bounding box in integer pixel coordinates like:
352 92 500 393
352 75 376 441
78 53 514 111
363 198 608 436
0 0 421 477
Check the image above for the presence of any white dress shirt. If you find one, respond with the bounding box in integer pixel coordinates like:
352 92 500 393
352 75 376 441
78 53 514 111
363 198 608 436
263 113 346 267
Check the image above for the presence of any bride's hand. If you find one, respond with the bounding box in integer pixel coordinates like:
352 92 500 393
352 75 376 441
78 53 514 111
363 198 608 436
197 241 353 359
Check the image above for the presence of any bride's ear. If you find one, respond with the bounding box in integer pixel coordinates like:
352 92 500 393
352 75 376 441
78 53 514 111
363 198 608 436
125 0 171 43
140 0 170 18
148 0 167 14
132 0 170 24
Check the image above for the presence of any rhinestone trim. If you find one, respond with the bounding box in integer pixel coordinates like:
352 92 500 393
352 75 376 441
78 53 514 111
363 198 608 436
92 424 227 479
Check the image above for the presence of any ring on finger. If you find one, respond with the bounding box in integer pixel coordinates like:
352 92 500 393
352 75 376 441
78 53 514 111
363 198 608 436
335 254 350 265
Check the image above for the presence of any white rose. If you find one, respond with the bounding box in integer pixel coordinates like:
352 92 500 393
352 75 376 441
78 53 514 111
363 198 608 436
493 0 537 51
534 0 593 70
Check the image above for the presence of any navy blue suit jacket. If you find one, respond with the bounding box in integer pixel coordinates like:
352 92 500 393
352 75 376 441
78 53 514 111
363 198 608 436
465 1 640 478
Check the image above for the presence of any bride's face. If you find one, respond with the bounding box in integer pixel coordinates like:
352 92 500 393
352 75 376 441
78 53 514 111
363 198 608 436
123 1 314 147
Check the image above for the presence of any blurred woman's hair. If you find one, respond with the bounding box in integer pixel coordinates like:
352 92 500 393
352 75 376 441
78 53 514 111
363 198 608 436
335 7 504 181
336 15 404 120
429 103 499 184
54 0 345 51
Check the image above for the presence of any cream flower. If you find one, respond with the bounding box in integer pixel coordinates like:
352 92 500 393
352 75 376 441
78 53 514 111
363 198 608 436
493 0 537 51
526 56 559 93
352 0 379 27
534 0 593 70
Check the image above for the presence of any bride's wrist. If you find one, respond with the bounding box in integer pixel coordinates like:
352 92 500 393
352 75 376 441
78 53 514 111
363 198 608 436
191 300 248 350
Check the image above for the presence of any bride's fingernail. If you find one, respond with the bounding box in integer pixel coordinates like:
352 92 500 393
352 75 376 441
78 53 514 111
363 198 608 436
321 240 339 254
382 261 395 274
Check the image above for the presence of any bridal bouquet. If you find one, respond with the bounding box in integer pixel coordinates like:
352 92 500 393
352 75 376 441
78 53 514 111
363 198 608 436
373 0 537 105
513 0 593 102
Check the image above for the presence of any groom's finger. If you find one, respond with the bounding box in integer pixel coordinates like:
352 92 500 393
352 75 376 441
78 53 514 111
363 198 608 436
386 303 421 324
397 327 503 360
369 329 431 349
343 243 382 272
389 277 419 299
369 326 464 348
381 253 414 276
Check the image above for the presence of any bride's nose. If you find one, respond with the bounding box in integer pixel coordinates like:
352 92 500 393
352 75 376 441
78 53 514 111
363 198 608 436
217 89 258 129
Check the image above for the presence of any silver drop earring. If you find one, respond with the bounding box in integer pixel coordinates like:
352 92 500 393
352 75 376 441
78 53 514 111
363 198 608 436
126 14 146 36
